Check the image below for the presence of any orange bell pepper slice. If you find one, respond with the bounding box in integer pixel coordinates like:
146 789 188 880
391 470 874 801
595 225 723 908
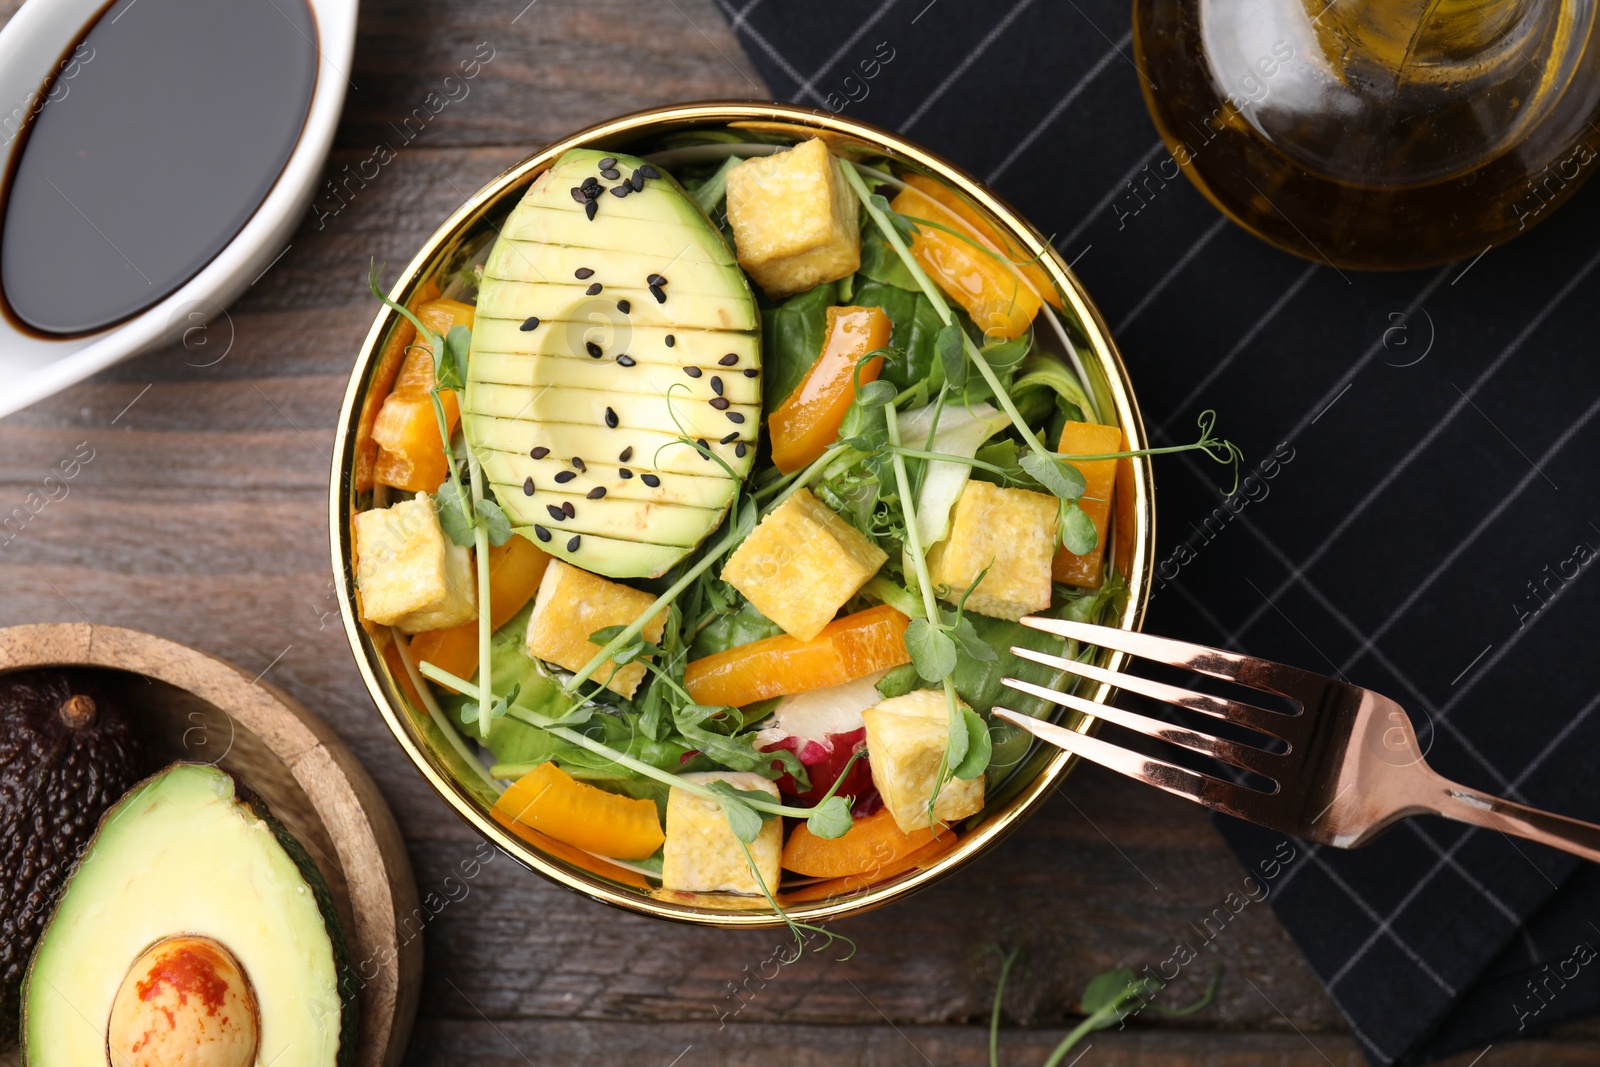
371 298 475 493
491 811 651 889
353 278 441 491
683 604 911 708
1051 421 1123 588
769 305 891 474
493 761 665 860
900 174 1062 311
410 535 552 690
890 184 1041 340
780 830 959 904
781 806 934 877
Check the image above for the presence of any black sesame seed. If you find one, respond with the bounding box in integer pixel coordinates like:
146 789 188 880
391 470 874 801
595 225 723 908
616 300 632 315
523 476 535 495
639 164 660 180
531 446 550 459
520 316 540 332
604 406 619 428
586 341 603 358
718 352 739 366
554 470 576 484
649 284 665 304
600 167 620 181
562 500 576 518
618 446 634 462
575 267 594 279
585 199 598 220
709 397 730 410
641 473 660 487
547 504 566 521
735 442 748 458
570 186 587 203
726 411 746 424
720 431 739 444
647 273 668 286
567 535 581 552
585 282 602 296
696 438 710 458
586 487 606 499
619 467 633 479
534 525 552 542
616 354 636 367
609 183 631 198
598 156 617 170
684 366 702 379
665 334 675 347
710 376 724 396
572 457 586 472
630 171 645 192
584 185 600 200
743 368 759 378
582 175 600 189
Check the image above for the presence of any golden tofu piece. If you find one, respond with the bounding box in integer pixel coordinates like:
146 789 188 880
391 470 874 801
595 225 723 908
926 480 1058 621
726 138 861 298
523 559 666 698
661 771 782 895
863 689 986 833
353 494 476 633
720 488 887 641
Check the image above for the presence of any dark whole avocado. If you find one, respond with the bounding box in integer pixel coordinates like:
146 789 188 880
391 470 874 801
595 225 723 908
0 668 149 1049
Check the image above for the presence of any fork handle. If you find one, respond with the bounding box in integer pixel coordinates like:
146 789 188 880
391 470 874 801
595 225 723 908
1433 783 1600 865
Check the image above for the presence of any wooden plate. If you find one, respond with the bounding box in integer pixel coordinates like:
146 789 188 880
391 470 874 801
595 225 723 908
0 623 419 1067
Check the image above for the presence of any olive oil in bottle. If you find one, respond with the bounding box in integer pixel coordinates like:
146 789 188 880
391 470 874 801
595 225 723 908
1133 0 1600 269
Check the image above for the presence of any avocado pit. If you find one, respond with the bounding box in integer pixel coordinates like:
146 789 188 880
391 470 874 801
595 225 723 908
108 936 259 1067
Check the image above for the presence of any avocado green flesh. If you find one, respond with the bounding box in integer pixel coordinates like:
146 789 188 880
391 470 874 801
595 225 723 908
464 148 759 579
515 527 689 578
478 450 737 508
470 320 759 367
486 240 744 290
23 763 349 1067
470 351 762 404
468 382 756 438
478 279 756 332
465 412 747 477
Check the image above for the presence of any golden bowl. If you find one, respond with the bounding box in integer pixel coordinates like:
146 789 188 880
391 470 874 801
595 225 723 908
330 102 1155 927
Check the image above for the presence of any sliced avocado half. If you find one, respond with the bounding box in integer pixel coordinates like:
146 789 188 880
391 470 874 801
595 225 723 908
23 762 354 1067
464 147 761 579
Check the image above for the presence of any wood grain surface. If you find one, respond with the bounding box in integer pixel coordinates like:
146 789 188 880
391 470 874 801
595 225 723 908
0 0 1591 1063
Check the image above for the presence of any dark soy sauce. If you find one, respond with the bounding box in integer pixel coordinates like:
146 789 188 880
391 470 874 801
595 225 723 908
0 0 318 335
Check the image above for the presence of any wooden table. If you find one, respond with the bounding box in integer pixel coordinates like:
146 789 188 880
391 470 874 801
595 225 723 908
1 1 1595 1063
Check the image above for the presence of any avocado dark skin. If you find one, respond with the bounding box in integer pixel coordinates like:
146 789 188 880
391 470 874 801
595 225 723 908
0 669 149 1049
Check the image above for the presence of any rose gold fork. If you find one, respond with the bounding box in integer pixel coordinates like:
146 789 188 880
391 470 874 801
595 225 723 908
996 617 1600 862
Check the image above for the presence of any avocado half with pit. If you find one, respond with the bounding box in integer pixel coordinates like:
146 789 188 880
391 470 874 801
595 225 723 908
23 762 354 1067
464 147 760 579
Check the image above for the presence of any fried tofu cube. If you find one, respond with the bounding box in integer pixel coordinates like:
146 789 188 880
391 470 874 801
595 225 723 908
661 771 782 895
926 480 1058 621
353 494 476 633
863 690 986 834
524 559 666 698
726 138 860 298
720 488 887 641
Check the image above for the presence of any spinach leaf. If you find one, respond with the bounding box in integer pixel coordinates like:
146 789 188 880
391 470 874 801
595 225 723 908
852 280 944 390
673 703 806 783
760 280 838 410
689 598 784 659
858 231 919 289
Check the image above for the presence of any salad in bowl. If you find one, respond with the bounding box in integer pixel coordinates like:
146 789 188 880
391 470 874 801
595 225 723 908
333 105 1226 933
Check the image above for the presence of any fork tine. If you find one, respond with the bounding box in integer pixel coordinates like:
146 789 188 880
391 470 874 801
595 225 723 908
1001 675 1285 778
1008 645 1296 741
1018 616 1325 701
992 707 1277 825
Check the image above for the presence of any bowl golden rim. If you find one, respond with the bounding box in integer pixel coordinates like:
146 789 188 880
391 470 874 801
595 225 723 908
329 100 1156 928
